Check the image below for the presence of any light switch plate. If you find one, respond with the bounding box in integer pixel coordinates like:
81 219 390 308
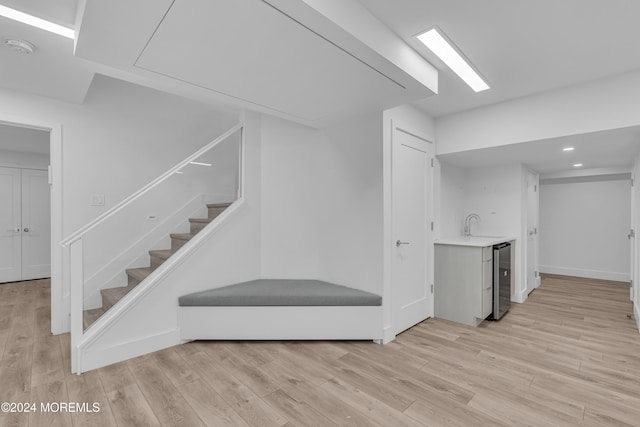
91 193 105 206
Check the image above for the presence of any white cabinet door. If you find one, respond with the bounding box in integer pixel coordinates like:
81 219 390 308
21 169 51 280
0 167 22 283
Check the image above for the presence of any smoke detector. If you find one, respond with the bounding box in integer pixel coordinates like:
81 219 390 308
4 39 36 54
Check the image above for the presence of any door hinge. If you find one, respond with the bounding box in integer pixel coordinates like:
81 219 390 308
430 158 434 168
534 184 537 192
430 284 434 294
534 227 538 235
47 165 52 185
430 221 434 231
629 229 635 239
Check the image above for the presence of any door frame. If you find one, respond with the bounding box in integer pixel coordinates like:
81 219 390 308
0 113 64 334
382 115 435 343
524 169 540 296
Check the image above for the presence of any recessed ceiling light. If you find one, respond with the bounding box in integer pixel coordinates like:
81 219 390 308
4 39 35 54
0 5 74 39
416 27 489 92
562 147 575 152
573 163 583 167
189 161 212 167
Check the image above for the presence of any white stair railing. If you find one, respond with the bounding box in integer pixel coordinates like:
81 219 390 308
61 123 243 373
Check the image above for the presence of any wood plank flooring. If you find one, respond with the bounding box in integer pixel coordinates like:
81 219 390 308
1 275 639 426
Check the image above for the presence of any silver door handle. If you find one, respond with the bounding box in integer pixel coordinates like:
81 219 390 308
23 227 29 232
396 240 410 247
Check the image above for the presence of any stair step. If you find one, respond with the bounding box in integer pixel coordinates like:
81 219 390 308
83 307 106 330
189 217 213 234
170 233 194 251
101 286 134 310
207 203 232 219
149 249 173 270
126 267 153 286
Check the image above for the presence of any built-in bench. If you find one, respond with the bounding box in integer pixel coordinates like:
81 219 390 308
178 279 383 341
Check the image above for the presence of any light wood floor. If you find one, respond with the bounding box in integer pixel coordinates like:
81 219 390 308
1 275 639 426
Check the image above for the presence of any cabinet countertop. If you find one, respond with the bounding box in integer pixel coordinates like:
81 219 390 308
435 236 516 247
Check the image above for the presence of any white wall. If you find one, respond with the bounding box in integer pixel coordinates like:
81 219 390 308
436 162 468 237
539 178 631 282
0 149 49 169
437 70 640 155
259 116 324 278
258 112 384 295
318 113 383 295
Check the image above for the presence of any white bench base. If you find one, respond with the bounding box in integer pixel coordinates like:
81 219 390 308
179 306 383 341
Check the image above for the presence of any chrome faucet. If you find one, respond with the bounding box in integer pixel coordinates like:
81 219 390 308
464 213 481 237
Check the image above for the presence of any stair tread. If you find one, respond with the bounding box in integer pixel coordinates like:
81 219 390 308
83 307 106 329
126 267 154 281
102 285 133 303
149 249 173 258
170 233 194 240
189 217 213 223
207 203 232 208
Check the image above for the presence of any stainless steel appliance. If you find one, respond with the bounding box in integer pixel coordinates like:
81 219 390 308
492 242 511 320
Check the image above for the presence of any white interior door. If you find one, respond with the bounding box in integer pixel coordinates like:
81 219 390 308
526 171 538 295
391 126 433 335
21 169 51 280
0 167 22 283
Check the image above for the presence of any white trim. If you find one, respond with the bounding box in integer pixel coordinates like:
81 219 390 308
0 113 64 334
80 328 181 373
178 306 382 341
539 265 630 283
635 303 640 334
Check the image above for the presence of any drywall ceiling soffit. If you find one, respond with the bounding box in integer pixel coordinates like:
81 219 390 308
359 0 640 118
0 16 95 104
74 0 437 126
437 126 640 175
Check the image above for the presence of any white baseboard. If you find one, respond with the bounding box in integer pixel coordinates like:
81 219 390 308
512 290 527 304
539 265 630 282
635 303 640 334
79 328 181 373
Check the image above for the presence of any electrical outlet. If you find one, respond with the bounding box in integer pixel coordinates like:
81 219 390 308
91 194 105 206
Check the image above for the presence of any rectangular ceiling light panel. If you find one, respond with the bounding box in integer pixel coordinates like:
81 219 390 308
0 5 75 39
417 28 489 92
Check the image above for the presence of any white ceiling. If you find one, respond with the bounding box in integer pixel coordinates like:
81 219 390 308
1 0 640 174
0 8 95 103
360 0 640 118
438 126 640 176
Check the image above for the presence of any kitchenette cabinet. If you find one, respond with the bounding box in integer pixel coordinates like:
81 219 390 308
434 237 514 327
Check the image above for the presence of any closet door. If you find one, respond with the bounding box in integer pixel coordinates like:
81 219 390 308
21 169 50 280
0 167 22 283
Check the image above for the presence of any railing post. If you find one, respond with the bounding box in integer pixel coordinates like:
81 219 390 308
69 238 84 374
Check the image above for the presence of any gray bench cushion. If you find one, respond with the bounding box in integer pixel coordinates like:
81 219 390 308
178 279 382 307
